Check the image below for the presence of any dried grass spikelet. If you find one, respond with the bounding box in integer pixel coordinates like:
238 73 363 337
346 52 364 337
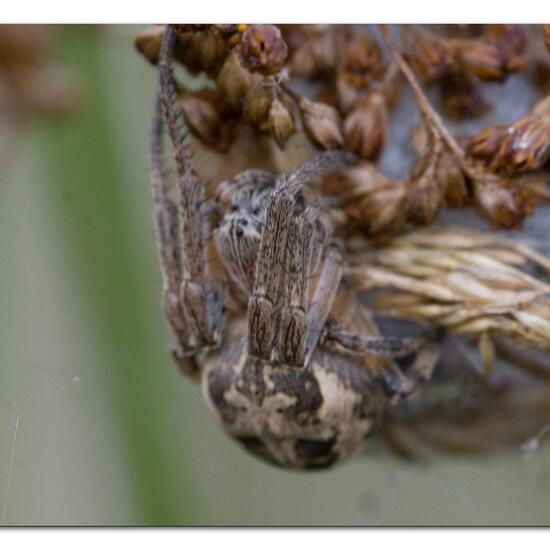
321 163 407 237
409 125 469 209
267 96 295 148
468 96 550 174
439 73 489 120
177 86 237 152
401 26 454 84
135 24 230 78
457 38 526 82
216 50 254 110
134 25 165 65
347 226 550 353
242 82 272 128
285 25 343 80
298 96 343 149
343 91 388 160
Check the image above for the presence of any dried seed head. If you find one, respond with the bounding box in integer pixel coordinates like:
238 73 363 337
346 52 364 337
268 97 295 148
437 153 469 208
134 25 165 65
405 178 443 226
353 182 407 237
348 226 550 350
322 164 407 237
440 73 489 120
458 40 525 82
343 92 388 159
406 130 444 226
298 96 343 149
239 24 288 76
341 32 383 75
467 125 509 162
402 26 454 83
178 87 236 152
411 125 468 208
335 70 363 114
243 83 272 127
473 179 533 229
216 50 253 110
469 103 550 175
288 25 340 79
494 115 550 173
485 24 526 56
175 30 229 78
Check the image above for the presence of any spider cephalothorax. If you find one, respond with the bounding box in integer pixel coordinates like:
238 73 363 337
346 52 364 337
149 25 441 469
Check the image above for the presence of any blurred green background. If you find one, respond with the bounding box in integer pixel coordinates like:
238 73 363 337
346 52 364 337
1 26 550 526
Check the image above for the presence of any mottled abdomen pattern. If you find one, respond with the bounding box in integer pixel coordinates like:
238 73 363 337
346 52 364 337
203 334 383 469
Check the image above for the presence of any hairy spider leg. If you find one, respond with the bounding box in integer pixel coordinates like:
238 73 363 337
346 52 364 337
158 24 225 351
276 211 316 366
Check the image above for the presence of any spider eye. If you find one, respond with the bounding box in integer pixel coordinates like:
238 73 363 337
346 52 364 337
252 207 260 216
241 219 248 226
230 205 239 213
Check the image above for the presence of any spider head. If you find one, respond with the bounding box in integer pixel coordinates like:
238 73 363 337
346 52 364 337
214 170 275 295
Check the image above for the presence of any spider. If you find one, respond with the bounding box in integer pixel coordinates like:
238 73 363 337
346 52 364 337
148 25 441 470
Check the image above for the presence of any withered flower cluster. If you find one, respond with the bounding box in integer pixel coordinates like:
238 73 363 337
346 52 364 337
403 25 526 119
135 23 550 237
323 26 548 236
135 24 399 157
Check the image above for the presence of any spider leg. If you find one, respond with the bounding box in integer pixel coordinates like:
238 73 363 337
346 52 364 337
158 25 225 350
303 240 344 367
275 212 316 365
149 96 200 376
247 186 294 359
322 323 442 401
247 150 354 361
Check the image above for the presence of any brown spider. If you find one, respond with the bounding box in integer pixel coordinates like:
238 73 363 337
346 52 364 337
149 25 441 470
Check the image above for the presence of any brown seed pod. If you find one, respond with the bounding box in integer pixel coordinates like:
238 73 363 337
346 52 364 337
298 96 343 149
467 125 509 163
411 125 468 209
341 32 383 75
239 24 288 76
343 92 388 160
440 73 489 120
178 87 236 152
242 83 272 128
268 97 295 148
405 127 444 226
402 26 454 84
484 24 526 56
322 164 407 237
286 25 341 80
469 97 550 174
458 39 526 82
216 50 253 111
494 115 550 173
472 178 534 229
134 25 165 65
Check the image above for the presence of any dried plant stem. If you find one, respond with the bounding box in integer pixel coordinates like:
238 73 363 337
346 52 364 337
379 25 495 185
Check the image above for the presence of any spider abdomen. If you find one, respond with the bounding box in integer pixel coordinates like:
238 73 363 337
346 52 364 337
203 334 383 470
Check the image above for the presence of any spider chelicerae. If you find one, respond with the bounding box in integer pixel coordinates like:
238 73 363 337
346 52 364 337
148 25 440 469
